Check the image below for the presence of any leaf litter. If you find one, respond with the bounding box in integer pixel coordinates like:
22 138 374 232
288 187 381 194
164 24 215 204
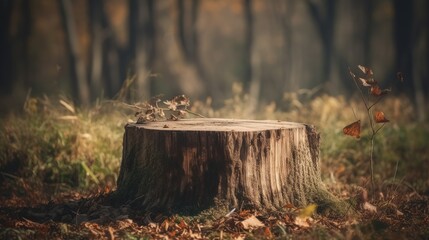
1 181 427 240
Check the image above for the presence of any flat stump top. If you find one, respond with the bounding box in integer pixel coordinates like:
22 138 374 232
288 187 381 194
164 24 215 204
129 118 304 132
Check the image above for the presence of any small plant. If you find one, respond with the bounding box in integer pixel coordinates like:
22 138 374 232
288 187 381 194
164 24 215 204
343 65 392 194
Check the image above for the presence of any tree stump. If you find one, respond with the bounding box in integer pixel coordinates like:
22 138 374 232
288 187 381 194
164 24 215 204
115 118 335 211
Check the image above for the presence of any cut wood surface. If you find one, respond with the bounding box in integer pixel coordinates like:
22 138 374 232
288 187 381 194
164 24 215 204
115 118 334 211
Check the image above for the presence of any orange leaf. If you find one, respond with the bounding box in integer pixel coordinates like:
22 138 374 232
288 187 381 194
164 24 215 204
343 120 361 138
374 111 389 123
370 86 390 96
263 227 272 238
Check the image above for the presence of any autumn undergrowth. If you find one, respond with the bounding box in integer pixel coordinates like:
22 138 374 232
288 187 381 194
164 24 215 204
0 84 428 239
0 97 125 198
0 87 427 198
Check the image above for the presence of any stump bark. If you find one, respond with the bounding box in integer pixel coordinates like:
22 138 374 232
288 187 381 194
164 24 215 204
115 118 333 211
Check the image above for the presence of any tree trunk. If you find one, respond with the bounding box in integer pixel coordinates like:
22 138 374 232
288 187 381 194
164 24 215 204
153 0 205 98
129 0 152 101
59 0 90 106
0 0 13 94
89 0 104 100
115 118 336 212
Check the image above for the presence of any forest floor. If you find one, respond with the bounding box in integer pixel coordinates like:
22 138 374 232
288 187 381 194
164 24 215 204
0 93 428 239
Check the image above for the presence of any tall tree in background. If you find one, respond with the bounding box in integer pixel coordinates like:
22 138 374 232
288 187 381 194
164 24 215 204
393 0 426 121
59 0 90 106
242 0 253 92
305 0 336 89
14 0 32 92
89 0 104 100
393 0 413 89
271 1 296 92
243 0 261 115
363 0 373 66
0 0 13 94
129 0 151 100
154 0 205 97
410 0 427 121
178 0 198 63
177 0 212 97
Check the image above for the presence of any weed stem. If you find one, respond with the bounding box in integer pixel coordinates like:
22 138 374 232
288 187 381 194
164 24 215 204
370 135 375 196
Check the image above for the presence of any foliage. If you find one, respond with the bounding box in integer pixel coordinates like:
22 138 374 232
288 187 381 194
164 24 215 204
344 65 398 195
0 87 428 239
0 96 124 192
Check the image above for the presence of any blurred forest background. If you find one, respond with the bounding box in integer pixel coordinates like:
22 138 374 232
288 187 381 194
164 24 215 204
1 0 428 120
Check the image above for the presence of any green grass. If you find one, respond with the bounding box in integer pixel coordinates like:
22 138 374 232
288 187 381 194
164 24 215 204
0 92 428 239
0 97 125 193
1 93 427 195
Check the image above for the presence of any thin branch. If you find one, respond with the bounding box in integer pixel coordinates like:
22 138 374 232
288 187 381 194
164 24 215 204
370 135 375 195
185 109 206 118
374 122 386 135
368 95 387 110
349 68 369 109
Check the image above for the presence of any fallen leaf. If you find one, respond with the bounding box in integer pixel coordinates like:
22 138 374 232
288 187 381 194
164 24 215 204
298 204 317 218
107 226 115 240
178 219 188 229
161 219 170 232
263 227 272 238
363 202 377 213
240 215 264 230
294 216 313 228
343 120 361 138
374 111 389 123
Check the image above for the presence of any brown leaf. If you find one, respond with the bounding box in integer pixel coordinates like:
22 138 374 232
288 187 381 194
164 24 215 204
359 78 377 87
261 227 273 238
294 216 313 228
107 226 115 240
374 111 389 123
371 86 391 96
358 65 374 77
363 202 377 213
240 215 264 230
343 120 361 138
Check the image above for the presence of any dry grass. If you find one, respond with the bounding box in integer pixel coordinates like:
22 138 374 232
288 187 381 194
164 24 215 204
0 89 428 239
